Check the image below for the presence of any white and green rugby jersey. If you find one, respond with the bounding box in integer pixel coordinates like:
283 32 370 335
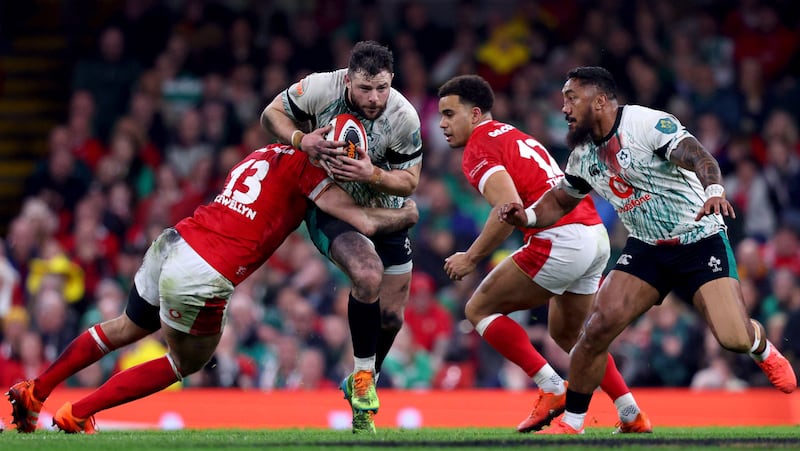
281 68 422 208
560 105 725 245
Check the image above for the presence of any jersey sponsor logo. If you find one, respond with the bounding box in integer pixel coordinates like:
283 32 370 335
616 148 631 169
617 254 632 265
655 117 677 134
617 193 651 214
609 175 634 198
708 256 722 272
589 164 601 176
487 123 514 137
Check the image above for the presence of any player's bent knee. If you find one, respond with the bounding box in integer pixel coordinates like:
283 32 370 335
550 329 580 352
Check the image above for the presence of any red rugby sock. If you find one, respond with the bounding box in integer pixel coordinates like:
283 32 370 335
71 356 179 418
481 315 547 376
600 353 630 400
34 326 115 401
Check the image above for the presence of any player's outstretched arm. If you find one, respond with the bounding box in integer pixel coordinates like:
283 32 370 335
499 186 579 228
315 185 419 236
444 171 517 281
668 136 737 221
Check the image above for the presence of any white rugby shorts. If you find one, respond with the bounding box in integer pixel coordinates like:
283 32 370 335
134 228 235 336
511 223 610 295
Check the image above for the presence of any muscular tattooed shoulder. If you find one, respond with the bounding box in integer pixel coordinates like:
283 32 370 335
669 137 722 185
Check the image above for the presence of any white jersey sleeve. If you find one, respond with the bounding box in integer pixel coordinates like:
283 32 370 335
281 70 344 125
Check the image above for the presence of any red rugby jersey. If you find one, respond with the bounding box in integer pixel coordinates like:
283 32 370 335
175 144 331 285
462 120 601 241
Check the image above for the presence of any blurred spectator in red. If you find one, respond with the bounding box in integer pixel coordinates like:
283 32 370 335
726 1 797 83
0 329 51 389
67 90 105 171
62 196 120 305
288 347 336 390
403 272 452 363
762 224 800 277
0 306 31 387
735 237 772 297
114 113 164 173
98 127 155 199
132 164 186 234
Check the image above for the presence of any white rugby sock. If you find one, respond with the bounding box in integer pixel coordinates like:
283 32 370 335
354 356 376 373
532 364 565 394
614 393 640 423
562 411 586 431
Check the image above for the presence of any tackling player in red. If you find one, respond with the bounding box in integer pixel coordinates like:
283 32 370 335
6 142 418 433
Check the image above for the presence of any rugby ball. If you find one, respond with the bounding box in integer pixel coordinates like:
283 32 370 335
325 113 367 159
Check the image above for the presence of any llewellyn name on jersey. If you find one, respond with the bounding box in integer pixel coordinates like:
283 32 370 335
214 195 257 220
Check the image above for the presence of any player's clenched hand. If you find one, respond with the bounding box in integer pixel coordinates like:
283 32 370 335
694 196 736 221
300 125 346 164
499 202 528 227
444 252 476 281
400 198 419 227
328 146 372 182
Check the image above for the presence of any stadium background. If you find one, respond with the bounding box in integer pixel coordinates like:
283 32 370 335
0 0 799 429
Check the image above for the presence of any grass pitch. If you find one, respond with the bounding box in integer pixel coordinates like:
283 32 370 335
1 426 799 450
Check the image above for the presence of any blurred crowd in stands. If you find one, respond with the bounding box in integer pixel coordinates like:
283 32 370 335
1 0 800 393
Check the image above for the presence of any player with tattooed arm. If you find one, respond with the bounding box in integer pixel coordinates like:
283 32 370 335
500 66 796 434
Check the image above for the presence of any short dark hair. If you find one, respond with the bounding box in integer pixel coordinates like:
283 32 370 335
567 66 618 99
348 41 394 76
437 75 494 113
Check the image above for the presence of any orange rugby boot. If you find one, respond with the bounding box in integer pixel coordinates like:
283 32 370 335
53 402 97 434
517 385 567 433
614 411 653 433
757 344 797 394
6 380 44 433
535 416 584 435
